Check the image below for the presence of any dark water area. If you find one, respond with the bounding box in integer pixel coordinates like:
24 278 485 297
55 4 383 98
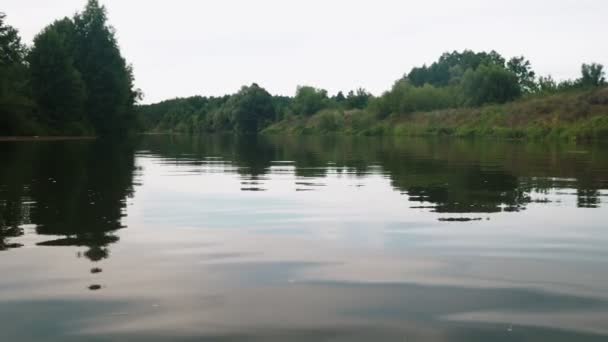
1 135 608 341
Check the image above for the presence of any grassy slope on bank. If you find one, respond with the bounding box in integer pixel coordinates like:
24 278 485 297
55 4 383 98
263 87 608 140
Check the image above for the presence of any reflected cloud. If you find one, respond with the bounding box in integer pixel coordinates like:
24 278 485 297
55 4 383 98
1 136 608 341
138 135 608 215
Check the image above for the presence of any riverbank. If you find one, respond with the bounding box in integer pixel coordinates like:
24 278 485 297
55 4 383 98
263 87 608 140
0 136 96 142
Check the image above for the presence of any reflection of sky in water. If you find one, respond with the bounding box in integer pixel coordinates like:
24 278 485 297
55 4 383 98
1 137 608 341
134 156 608 262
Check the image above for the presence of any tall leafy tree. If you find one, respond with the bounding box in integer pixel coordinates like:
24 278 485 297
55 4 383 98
334 91 346 103
0 13 26 65
29 18 87 132
345 88 372 110
73 0 137 136
537 75 558 93
227 83 275 134
292 86 328 116
507 56 537 93
462 64 521 106
407 50 507 87
0 12 33 135
580 63 606 87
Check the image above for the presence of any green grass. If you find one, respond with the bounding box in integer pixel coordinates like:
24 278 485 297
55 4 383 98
263 87 608 141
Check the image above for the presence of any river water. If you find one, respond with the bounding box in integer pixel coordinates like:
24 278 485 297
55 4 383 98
1 135 607 341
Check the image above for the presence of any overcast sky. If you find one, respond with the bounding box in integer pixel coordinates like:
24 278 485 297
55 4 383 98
3 0 607 103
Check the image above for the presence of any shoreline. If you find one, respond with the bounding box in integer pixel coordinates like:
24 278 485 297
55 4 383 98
0 136 96 142
262 90 608 141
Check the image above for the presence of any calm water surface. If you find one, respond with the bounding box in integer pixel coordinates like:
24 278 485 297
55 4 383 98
1 135 608 341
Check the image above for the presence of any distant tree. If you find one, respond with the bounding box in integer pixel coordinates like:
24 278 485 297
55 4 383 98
537 75 558 93
484 50 507 67
227 83 275 134
345 88 372 109
393 80 460 113
0 13 26 65
407 65 431 87
462 64 521 106
367 92 393 119
507 56 537 93
407 50 507 87
557 79 578 91
0 12 33 135
73 0 138 136
334 91 346 103
441 50 505 71
271 95 292 121
448 65 466 84
579 63 606 87
29 18 87 131
292 86 328 116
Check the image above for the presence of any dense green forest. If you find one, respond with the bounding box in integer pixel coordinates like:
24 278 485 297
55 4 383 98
1 1 606 138
140 50 607 139
0 0 139 136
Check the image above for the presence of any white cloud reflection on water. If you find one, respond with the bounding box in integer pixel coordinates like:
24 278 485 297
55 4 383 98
2 140 608 340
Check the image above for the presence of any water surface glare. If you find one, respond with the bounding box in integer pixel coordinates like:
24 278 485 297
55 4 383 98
1 135 608 341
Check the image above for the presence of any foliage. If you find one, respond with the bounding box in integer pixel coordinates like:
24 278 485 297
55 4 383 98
138 91 285 134
7 8 605 142
271 95 292 121
369 80 460 118
407 50 505 87
580 63 606 88
0 13 26 65
1 1 139 137
29 19 87 132
345 88 372 109
461 64 521 106
225 83 275 134
537 75 558 94
73 0 138 136
333 91 346 104
264 86 608 141
386 50 524 112
292 86 329 116
315 109 344 132
0 12 36 135
507 56 537 93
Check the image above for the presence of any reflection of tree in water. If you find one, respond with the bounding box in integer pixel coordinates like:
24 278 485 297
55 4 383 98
386 161 530 213
233 135 274 191
0 142 37 250
0 204 24 250
0 190 27 251
139 135 606 215
0 196 30 250
0 139 137 289
30 140 136 262
577 188 601 208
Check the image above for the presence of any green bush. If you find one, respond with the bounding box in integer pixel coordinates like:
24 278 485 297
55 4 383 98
315 110 344 132
292 86 329 116
462 64 522 106
350 110 375 131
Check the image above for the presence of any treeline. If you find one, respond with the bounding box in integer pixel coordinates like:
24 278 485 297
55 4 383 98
139 134 607 211
372 51 605 117
3 1 605 137
139 85 373 134
0 0 139 137
141 50 606 135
